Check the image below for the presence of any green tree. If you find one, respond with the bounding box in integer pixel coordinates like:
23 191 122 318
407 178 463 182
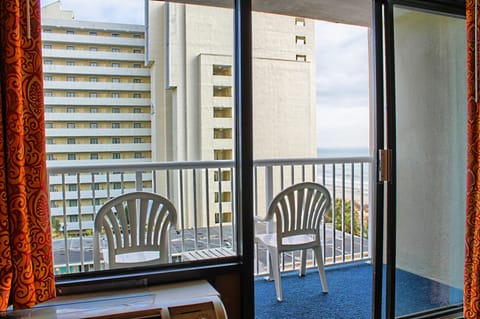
324 198 367 238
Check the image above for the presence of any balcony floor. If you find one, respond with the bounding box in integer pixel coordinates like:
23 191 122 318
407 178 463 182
254 263 462 319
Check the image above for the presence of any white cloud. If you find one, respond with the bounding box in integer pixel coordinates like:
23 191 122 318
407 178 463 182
317 106 369 148
315 20 370 149
40 0 144 24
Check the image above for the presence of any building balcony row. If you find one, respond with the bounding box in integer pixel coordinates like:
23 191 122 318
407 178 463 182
41 31 145 47
44 81 150 92
46 128 151 137
47 143 151 153
43 49 145 62
43 65 150 77
44 97 151 106
45 113 150 122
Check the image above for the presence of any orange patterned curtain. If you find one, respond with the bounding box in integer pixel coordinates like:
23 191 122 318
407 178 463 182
0 0 55 312
466 1 480 318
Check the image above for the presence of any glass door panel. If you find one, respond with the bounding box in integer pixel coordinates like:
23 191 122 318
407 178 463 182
392 6 466 317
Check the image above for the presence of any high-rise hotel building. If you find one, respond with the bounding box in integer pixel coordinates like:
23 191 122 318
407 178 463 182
43 0 316 234
42 1 151 233
148 2 316 227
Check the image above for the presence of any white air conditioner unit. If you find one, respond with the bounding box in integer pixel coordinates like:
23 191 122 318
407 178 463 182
7 280 228 319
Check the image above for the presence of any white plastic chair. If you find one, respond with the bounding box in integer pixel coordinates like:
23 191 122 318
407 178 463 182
93 191 177 270
255 182 331 301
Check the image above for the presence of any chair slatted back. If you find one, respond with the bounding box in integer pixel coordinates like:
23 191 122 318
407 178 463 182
93 191 177 269
267 182 331 244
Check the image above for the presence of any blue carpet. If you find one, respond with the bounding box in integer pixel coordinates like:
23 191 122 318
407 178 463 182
254 263 462 319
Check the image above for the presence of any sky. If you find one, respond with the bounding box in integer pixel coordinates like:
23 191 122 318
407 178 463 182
40 0 370 150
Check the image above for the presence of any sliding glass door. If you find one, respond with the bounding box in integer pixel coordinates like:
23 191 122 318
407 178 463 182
383 3 466 317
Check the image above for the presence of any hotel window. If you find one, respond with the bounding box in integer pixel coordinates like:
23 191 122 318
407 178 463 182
112 123 120 128
68 184 77 192
67 138 75 144
94 183 100 191
69 215 78 223
67 153 76 160
90 123 98 129
296 54 307 62
68 200 78 208
44 60 53 65
67 123 75 128
133 34 141 38
214 170 231 181
67 107 75 113
112 63 120 68
214 192 231 203
90 62 98 67
44 75 52 81
66 60 75 66
112 93 120 98
89 77 98 82
112 33 120 37
89 92 97 98
43 28 52 33
133 78 142 83
66 92 75 97
215 212 232 223
213 86 232 97
43 44 52 49
213 65 232 76
134 152 142 159
44 91 53 97
295 17 305 26
89 47 98 51
45 107 53 113
47 154 55 161
134 137 142 144
112 137 120 144
112 153 120 159
112 48 120 52
296 36 306 45
66 45 75 50
112 78 120 83
113 182 122 189
133 49 141 53
90 138 98 144
66 30 74 35
67 76 75 82
134 108 142 113
112 107 120 113
214 149 233 160
90 153 99 160
133 93 141 98
89 31 97 36
214 128 232 139
133 123 141 128
133 63 141 68
45 123 53 129
46 138 54 145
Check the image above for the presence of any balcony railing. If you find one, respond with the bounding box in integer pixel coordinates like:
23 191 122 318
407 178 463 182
47 156 373 276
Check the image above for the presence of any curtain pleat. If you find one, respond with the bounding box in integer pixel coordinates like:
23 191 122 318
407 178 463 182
0 0 55 312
